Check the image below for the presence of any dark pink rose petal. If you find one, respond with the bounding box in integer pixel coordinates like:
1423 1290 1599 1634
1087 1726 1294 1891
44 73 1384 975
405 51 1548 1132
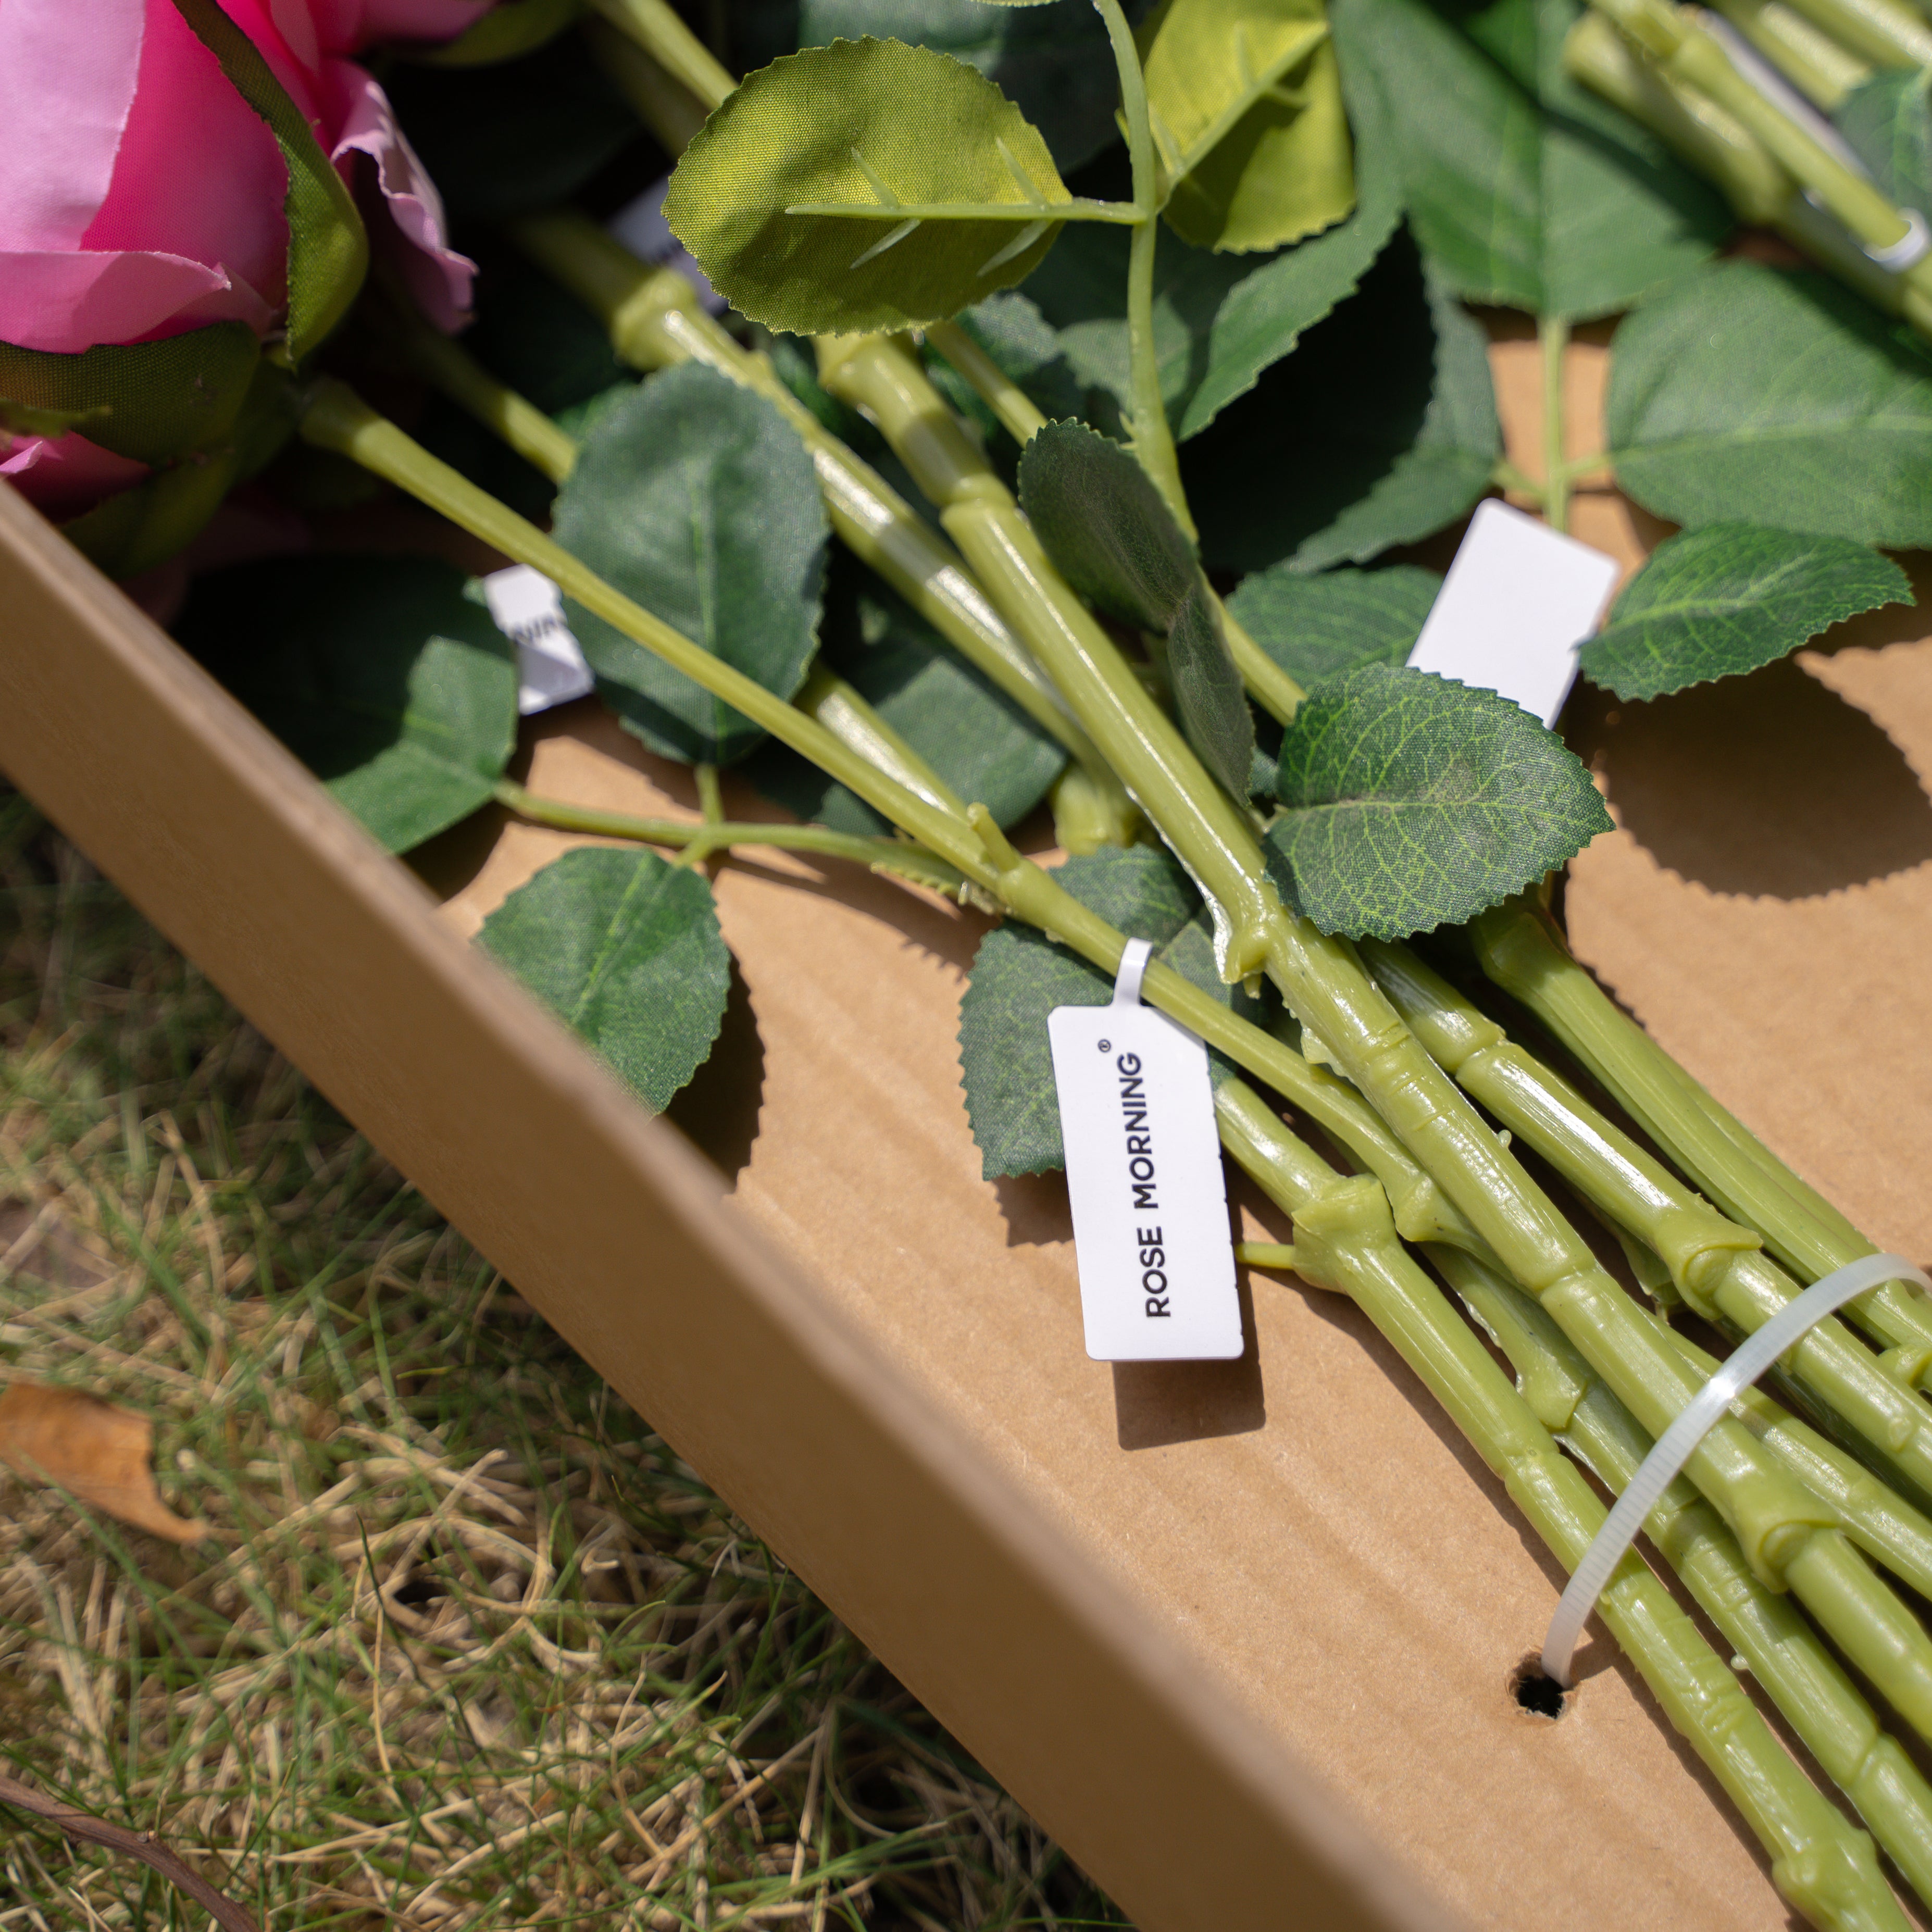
0 0 144 253
2 432 150 518
327 61 477 330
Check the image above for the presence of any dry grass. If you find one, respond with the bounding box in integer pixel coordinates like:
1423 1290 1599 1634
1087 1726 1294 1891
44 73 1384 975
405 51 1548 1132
0 800 1125 1932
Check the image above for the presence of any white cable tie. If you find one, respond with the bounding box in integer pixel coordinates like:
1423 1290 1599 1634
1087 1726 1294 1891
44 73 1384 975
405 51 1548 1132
1112 936 1154 1009
1541 1250 1932 1689
1866 208 1931 272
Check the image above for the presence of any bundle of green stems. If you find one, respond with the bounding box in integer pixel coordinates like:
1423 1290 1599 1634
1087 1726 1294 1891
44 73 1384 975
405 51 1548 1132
1561 0 1932 336
294 5 1932 1923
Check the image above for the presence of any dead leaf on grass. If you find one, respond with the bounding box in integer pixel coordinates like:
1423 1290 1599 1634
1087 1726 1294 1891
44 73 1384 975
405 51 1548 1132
0 1382 208 1542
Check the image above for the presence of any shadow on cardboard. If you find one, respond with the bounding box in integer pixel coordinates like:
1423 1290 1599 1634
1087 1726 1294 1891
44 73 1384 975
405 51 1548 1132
1568 651 1932 901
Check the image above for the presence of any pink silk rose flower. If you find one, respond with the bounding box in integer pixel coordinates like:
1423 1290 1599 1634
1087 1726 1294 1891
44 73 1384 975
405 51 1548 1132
0 0 489 516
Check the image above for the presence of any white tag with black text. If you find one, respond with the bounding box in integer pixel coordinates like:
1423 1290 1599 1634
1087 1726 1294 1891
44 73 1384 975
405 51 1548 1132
1406 499 1620 727
482 565 595 716
1048 940 1243 1362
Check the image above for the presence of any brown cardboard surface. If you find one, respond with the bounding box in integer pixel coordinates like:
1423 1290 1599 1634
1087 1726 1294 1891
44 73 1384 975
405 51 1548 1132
3 323 1928 1931
0 483 1451 1932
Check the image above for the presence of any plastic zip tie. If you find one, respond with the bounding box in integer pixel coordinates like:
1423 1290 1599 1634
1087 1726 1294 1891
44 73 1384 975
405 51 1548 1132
1541 1251 1932 1688
1865 207 1931 271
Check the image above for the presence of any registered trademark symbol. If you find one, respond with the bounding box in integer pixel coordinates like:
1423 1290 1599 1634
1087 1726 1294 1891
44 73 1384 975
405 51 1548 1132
1098 1039 1111 1053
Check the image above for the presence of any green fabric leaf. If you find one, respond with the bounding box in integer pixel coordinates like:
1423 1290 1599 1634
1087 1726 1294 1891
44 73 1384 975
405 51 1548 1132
1333 0 1725 319
175 556 517 852
477 846 730 1112
1227 562 1440 684
1836 68 1932 210
1606 262 1932 547
1018 421 1254 794
744 575 1067 834
1140 0 1352 253
1263 662 1612 938
1183 233 1499 572
1168 579 1258 799
1018 419 1197 628
958 845 1265 1176
386 33 641 223
800 0 1132 171
1021 13 1400 436
664 38 1073 335
551 364 829 765
0 323 260 464
169 0 367 362
1580 523 1910 701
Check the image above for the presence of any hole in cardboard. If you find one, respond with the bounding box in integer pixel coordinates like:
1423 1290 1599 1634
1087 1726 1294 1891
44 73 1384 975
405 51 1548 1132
1511 1657 1567 1719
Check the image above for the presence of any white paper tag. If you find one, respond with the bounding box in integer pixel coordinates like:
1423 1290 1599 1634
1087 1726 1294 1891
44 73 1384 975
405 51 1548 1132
1047 940 1243 1362
607 178 727 314
481 565 596 716
1406 500 1621 727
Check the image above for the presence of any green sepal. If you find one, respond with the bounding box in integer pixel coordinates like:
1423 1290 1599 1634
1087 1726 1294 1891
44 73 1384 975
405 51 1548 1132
1263 663 1612 939
477 846 731 1113
1018 420 1254 796
1227 562 1440 685
0 323 260 465
169 0 367 364
1140 0 1353 254
663 38 1073 335
1607 263 1932 549
60 357 299 579
1582 524 1911 701
551 364 829 766
174 555 518 853
958 845 1267 1177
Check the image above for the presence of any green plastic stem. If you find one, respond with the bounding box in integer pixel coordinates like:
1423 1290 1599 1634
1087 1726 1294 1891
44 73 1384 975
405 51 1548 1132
506 214 1138 843
925 320 1048 445
1589 0 1932 325
923 318 1302 724
1364 937 1932 1511
1541 315 1570 537
815 332 1275 967
1091 0 1195 540
584 0 734 111
1775 0 1932 71
1215 1081 1910 1932
1704 0 1873 107
297 380 1474 1252
1435 1241 1932 1916
815 333 1932 1744
492 780 968 890
1472 896 1932 1368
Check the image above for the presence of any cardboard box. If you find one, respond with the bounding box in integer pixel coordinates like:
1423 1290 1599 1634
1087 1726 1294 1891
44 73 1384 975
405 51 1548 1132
2 338 1928 1932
